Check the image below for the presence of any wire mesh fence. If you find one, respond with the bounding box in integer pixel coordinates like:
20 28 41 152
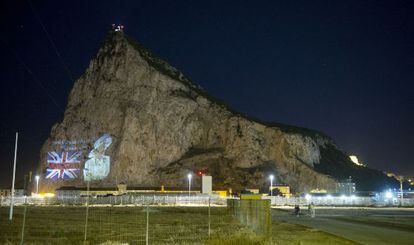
0 202 250 244
3 194 414 207
267 196 414 206
227 199 271 236
0 195 227 206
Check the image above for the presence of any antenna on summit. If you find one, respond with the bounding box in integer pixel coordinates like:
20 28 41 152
112 24 124 32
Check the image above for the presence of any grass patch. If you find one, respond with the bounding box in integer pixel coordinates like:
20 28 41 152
1 206 356 244
0 206 247 244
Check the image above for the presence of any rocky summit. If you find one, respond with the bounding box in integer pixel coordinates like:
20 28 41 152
38 30 398 193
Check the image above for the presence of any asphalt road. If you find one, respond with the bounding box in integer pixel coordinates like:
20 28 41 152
273 207 414 245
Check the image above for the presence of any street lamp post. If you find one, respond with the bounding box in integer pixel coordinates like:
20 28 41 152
398 176 404 206
187 174 192 198
269 175 274 197
35 175 40 194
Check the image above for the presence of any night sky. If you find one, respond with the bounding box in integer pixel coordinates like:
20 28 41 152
0 0 413 187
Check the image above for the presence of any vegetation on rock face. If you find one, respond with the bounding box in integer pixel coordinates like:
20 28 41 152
267 122 330 140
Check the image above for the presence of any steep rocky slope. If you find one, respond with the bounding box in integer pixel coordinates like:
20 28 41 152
38 31 397 193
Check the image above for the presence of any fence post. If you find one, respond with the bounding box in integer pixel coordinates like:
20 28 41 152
20 196 27 245
208 197 211 238
84 181 90 244
146 204 149 245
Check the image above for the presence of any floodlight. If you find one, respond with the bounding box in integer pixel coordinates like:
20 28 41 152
385 191 393 199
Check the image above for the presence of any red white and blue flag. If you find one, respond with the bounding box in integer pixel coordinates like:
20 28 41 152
45 151 82 179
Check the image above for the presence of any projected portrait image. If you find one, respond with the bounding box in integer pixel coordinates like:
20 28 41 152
83 134 113 181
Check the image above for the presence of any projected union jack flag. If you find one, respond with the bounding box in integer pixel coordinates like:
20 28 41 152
45 151 82 179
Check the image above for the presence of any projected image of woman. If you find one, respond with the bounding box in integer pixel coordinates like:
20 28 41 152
83 134 113 181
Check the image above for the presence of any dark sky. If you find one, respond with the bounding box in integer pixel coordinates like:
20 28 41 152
0 0 413 187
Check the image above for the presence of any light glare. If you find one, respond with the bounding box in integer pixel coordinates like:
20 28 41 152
385 191 393 199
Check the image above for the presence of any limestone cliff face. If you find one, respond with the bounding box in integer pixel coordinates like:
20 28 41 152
39 31 340 193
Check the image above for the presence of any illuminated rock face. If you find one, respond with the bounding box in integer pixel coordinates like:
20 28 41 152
38 31 339 193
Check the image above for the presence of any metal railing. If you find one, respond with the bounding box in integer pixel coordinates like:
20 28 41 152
266 196 414 206
0 195 227 206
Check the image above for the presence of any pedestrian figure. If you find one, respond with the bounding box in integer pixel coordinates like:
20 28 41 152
294 204 300 217
308 202 315 218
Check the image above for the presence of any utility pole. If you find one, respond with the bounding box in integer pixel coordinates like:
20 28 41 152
9 132 18 221
348 176 352 195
